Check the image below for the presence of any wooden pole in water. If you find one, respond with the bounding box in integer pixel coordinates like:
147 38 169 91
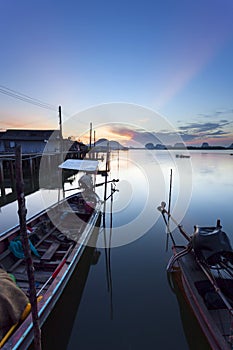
0 160 6 197
89 122 93 158
15 145 42 350
104 142 110 201
93 130 96 159
168 169 172 221
89 122 92 149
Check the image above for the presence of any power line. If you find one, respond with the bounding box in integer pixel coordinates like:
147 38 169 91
0 84 57 111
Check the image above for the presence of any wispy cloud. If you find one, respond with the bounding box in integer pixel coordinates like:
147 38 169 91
106 124 188 146
197 108 233 119
105 120 233 147
178 120 231 133
176 119 233 145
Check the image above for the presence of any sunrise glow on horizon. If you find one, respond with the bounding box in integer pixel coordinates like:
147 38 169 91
0 1 233 147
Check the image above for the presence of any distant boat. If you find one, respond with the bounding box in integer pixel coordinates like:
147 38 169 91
175 154 190 158
158 202 233 350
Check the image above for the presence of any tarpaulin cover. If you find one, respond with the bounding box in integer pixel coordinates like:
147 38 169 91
0 268 29 331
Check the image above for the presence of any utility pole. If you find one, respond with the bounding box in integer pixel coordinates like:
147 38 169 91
58 106 64 196
58 106 63 154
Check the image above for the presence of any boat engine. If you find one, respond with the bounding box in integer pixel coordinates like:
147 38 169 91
191 222 233 266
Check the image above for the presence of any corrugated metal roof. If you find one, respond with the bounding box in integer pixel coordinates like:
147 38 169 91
0 129 60 141
59 159 99 172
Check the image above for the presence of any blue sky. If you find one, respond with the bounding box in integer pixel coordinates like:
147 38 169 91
0 0 233 146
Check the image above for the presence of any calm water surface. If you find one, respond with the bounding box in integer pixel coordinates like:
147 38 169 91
1 150 233 350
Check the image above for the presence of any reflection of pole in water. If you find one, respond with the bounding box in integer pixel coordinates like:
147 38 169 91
0 156 41 208
108 184 114 319
103 212 109 289
103 182 115 320
166 169 173 252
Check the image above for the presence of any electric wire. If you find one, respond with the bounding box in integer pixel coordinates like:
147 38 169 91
0 85 57 111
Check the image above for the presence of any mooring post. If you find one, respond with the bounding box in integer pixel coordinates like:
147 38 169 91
103 142 110 202
15 145 42 350
9 159 15 191
89 122 92 153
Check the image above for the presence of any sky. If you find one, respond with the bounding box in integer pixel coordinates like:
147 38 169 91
0 0 233 147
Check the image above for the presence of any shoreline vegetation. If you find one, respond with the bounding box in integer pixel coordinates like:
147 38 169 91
95 139 233 151
142 146 233 150
144 141 233 151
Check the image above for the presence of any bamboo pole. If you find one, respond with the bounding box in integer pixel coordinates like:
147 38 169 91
15 145 42 350
166 169 173 251
89 122 92 151
103 143 109 202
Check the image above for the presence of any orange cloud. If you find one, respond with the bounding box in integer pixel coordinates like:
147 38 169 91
76 124 135 145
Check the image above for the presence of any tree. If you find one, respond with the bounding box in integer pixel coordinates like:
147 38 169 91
145 143 154 149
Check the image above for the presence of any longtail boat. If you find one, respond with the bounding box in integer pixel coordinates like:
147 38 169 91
0 154 119 349
0 186 102 349
158 202 233 350
36 224 101 350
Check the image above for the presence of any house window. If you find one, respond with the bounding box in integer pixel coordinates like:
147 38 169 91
10 141 15 148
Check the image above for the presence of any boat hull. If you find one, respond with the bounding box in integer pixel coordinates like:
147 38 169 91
0 193 102 349
171 249 232 350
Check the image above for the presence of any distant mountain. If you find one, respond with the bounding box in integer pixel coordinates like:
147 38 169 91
95 138 127 150
145 141 233 150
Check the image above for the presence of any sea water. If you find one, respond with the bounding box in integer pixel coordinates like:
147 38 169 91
1 149 233 349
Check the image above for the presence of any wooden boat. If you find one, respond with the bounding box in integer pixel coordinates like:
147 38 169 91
175 154 190 158
0 184 102 349
167 269 213 350
37 224 101 350
158 202 233 350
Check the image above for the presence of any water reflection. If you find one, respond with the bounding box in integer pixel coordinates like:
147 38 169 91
96 149 193 248
167 270 212 350
0 150 233 349
0 170 77 235
102 211 114 321
0 175 39 208
28 224 101 350
66 150 233 350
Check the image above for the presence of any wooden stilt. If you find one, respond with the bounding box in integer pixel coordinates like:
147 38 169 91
9 159 15 191
29 157 34 177
0 160 6 196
